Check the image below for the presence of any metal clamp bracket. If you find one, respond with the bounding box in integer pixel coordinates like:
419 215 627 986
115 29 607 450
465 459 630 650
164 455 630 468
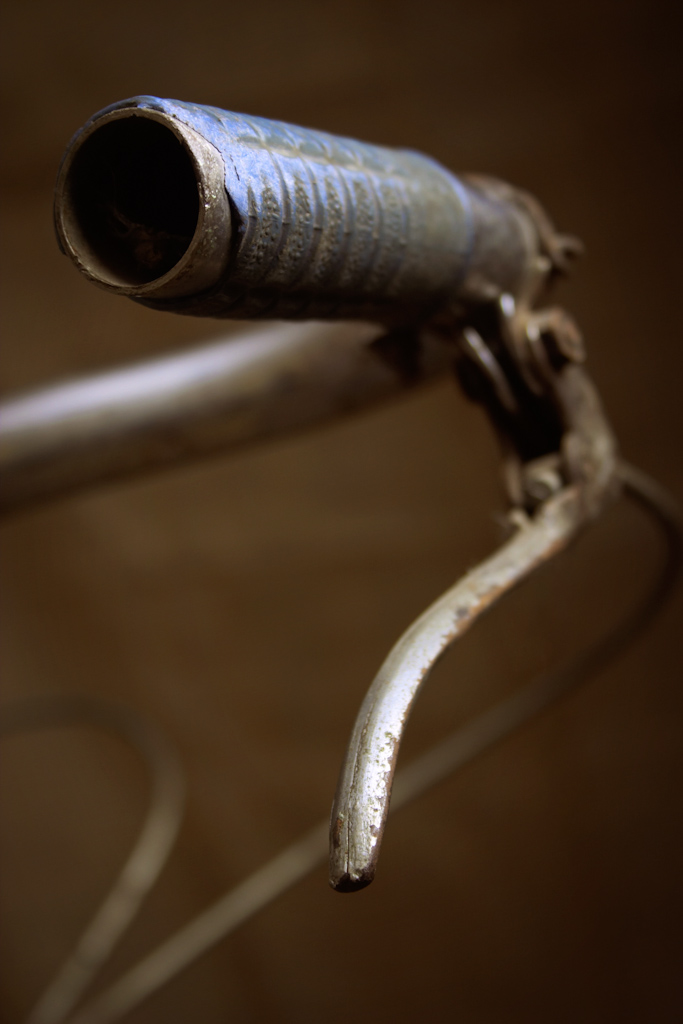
329 217 620 891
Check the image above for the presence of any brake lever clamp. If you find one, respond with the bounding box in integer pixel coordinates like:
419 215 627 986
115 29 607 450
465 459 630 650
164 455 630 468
329 210 620 892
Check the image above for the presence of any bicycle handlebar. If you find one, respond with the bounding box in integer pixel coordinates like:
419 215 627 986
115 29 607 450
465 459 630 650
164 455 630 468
54 96 542 325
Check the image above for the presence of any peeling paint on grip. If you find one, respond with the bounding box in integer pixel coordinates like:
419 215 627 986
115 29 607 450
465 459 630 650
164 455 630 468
61 96 536 325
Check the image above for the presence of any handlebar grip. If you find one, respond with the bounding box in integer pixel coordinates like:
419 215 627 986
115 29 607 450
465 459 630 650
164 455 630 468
55 97 539 325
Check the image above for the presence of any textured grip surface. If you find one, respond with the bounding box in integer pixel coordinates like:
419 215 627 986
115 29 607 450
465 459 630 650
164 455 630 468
61 97 537 325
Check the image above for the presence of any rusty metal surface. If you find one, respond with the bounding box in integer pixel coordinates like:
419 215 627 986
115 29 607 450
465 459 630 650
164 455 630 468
9 100 625 903
4 99 586 517
20 460 676 1024
328 253 620 890
329 477 602 891
3 462 677 1024
54 98 543 325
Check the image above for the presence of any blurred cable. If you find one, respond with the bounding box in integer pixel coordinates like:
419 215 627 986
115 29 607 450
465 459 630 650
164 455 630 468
0 696 185 1024
46 459 680 1024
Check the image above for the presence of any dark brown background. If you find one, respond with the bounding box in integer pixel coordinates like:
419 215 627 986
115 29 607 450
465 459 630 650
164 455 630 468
1 1 682 1021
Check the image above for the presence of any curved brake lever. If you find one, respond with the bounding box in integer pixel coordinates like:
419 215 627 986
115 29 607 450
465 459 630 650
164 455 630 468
330 485 582 891
330 289 619 890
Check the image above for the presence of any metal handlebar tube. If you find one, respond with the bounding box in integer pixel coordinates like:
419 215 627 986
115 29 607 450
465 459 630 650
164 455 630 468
53 97 560 326
329 362 619 891
6 98 580 515
0 321 462 516
328 257 620 890
9 100 627 900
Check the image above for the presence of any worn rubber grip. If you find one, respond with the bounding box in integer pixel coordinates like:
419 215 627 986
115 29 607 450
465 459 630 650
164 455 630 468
55 97 538 325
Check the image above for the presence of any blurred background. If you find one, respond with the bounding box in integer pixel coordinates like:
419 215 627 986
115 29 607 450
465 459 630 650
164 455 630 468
1 1 681 1021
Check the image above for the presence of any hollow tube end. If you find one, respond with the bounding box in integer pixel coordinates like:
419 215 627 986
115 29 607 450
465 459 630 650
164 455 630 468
328 810 378 892
54 107 231 300
329 867 374 893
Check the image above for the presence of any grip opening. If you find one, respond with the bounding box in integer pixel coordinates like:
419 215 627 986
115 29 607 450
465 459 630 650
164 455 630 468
65 117 200 287
55 107 231 300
